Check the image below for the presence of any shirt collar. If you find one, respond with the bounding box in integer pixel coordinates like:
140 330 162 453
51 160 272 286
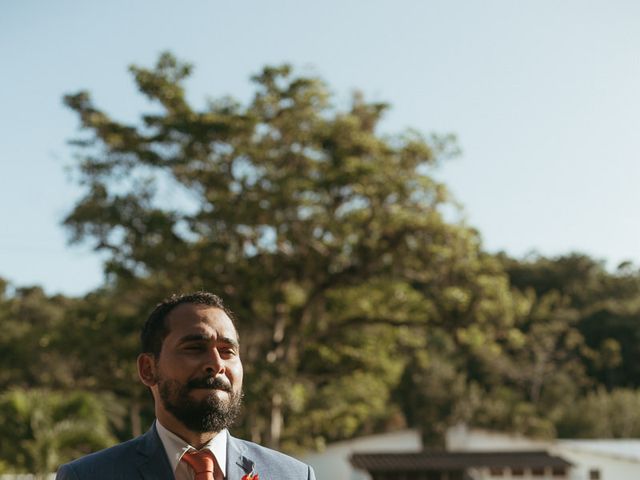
155 419 228 477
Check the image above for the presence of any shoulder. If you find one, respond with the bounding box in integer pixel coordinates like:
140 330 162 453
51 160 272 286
230 436 315 479
56 436 143 479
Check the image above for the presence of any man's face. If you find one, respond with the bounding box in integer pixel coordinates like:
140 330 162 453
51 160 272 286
145 303 243 433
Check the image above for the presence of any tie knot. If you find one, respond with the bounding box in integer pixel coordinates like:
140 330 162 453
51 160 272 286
182 449 215 478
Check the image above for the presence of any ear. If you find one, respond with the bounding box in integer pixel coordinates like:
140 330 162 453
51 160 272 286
137 353 158 387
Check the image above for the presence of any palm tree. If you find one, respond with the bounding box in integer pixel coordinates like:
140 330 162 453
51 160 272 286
0 389 123 477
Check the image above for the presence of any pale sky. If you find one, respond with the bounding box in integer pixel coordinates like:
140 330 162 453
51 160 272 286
1 0 639 296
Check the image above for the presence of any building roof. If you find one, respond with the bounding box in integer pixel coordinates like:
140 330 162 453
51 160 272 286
350 451 573 472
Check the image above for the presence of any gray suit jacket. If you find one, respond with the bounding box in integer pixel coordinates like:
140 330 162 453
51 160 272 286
56 424 316 480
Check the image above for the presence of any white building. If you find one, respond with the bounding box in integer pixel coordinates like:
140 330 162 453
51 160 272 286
297 425 640 480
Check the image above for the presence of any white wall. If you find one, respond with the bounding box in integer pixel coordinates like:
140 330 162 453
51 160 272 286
297 429 422 480
552 443 640 480
446 424 550 451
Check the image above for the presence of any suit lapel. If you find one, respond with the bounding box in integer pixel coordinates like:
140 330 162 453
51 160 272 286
136 423 174 480
132 425 257 480
227 435 255 480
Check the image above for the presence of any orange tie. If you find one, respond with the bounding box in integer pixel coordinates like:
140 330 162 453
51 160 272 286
182 450 215 480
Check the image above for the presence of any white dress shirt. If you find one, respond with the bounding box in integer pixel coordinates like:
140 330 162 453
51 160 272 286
156 420 228 479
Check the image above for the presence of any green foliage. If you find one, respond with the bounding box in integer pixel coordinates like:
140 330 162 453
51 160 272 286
491 253 640 438
472 386 556 439
398 336 476 447
0 389 122 475
0 286 76 390
557 388 640 438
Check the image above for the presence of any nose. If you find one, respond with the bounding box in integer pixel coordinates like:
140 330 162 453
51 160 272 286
204 347 225 375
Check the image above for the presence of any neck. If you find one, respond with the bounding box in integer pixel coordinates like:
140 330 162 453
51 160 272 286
156 413 220 449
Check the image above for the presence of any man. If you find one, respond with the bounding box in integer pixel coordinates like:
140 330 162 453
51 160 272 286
56 292 316 480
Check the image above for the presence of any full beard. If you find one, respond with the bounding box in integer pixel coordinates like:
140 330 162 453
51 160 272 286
158 375 242 433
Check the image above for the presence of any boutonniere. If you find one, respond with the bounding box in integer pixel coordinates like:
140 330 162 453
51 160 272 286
241 471 259 480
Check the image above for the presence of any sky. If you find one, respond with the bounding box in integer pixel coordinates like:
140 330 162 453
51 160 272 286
1 0 639 296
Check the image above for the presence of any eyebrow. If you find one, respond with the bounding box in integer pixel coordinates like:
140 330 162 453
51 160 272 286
178 333 240 348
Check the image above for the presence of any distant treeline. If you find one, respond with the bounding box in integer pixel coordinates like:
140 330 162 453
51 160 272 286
2 254 640 474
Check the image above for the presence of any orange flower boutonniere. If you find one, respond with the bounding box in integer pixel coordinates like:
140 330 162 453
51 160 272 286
242 472 259 480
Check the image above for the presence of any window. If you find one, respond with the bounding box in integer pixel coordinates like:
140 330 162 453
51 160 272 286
589 469 601 480
552 466 567 477
511 467 524 476
531 467 545 476
489 467 504 476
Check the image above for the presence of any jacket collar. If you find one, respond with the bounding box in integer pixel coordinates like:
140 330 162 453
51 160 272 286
136 423 174 480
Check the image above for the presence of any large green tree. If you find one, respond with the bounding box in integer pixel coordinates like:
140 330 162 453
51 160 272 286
62 52 488 449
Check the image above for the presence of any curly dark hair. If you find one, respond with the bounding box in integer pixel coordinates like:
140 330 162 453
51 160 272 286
140 291 237 356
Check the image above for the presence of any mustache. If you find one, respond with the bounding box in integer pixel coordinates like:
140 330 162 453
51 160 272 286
187 376 232 392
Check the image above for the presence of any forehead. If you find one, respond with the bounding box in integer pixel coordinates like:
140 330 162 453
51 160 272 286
165 304 238 341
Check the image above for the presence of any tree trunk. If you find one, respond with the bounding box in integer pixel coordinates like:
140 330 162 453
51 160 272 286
268 392 283 449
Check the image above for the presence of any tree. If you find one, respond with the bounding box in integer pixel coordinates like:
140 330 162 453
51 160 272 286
0 389 123 476
62 52 480 449
557 388 640 438
0 283 78 391
502 253 640 390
